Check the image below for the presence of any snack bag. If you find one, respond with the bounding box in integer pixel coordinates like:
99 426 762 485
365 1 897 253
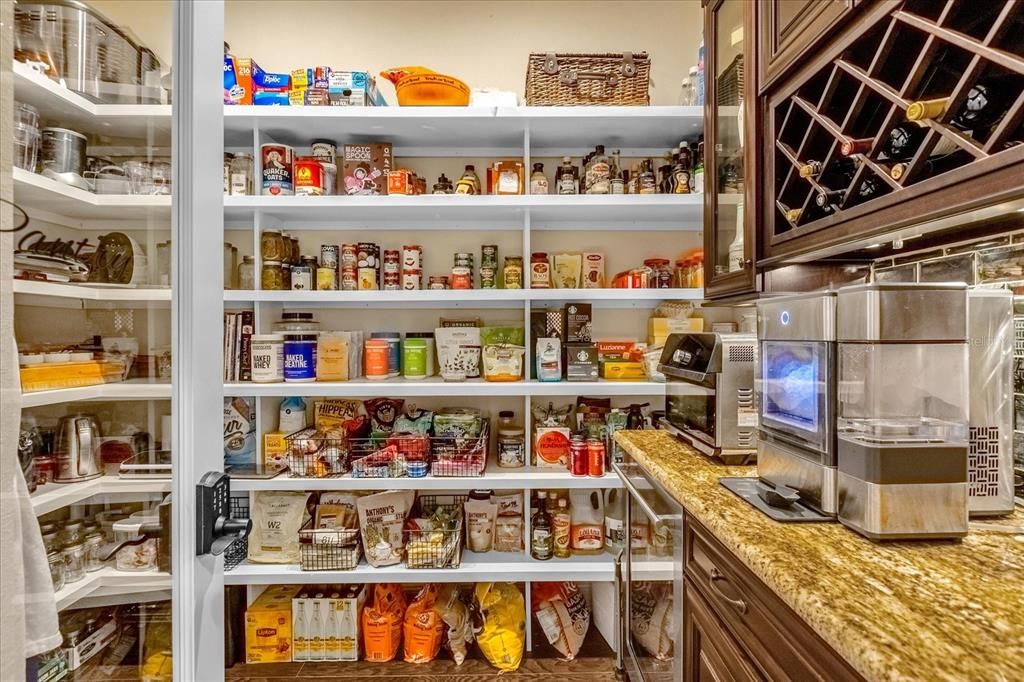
362 583 408 662
631 581 674 660
532 582 590 660
403 584 444 663
472 582 525 672
437 585 473 665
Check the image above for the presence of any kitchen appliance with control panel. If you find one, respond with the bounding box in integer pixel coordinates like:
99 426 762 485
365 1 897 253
54 413 102 483
658 332 758 464
756 292 839 516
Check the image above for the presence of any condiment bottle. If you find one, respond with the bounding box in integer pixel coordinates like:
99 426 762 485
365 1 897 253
530 252 551 288
588 145 611 194
531 491 554 560
455 165 480 194
530 162 549 195
553 498 571 558
557 156 576 195
610 150 625 194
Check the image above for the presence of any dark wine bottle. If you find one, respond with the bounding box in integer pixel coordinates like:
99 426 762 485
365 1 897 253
881 122 927 161
785 208 802 223
907 75 1014 136
815 189 845 212
856 174 883 201
891 154 965 181
840 138 872 157
800 157 857 181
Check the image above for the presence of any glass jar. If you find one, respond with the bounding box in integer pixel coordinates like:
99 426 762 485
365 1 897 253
113 516 158 571
61 520 84 547
272 311 320 334
34 454 57 485
503 257 523 289
84 532 105 572
690 252 705 288
48 551 65 591
238 255 255 290
288 236 301 265
530 253 551 288
496 410 526 468
261 260 285 290
229 152 254 196
42 531 60 554
157 240 171 287
62 541 87 583
643 258 673 288
261 230 285 262
223 242 236 289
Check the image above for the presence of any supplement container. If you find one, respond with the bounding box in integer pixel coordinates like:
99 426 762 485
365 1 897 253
283 334 318 382
371 332 402 377
402 338 428 380
364 339 390 380
406 332 435 376
251 334 285 383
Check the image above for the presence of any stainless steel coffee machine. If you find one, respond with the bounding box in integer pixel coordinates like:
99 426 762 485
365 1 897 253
755 292 839 516
835 283 969 540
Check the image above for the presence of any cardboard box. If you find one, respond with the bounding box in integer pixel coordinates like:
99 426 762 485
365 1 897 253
387 169 423 195
292 585 366 662
566 343 598 381
328 71 387 107
342 143 393 195
648 316 703 346
263 432 288 469
596 341 637 363
224 56 259 105
565 303 592 343
246 586 300 663
582 252 605 288
534 426 571 468
289 88 330 106
601 361 647 380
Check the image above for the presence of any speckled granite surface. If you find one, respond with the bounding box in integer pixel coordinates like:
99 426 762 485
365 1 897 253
616 430 1024 682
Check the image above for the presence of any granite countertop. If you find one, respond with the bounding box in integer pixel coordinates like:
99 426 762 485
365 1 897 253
615 430 1024 682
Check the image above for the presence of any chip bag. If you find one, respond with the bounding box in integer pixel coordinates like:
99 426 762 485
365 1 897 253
403 584 444 664
532 581 590 660
472 582 525 672
362 583 408 662
437 584 473 665
631 581 674 660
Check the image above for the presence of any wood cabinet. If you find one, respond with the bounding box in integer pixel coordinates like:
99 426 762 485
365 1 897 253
683 513 866 682
702 0 761 299
758 0 854 91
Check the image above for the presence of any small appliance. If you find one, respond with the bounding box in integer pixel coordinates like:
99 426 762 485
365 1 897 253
658 332 758 464
55 413 102 482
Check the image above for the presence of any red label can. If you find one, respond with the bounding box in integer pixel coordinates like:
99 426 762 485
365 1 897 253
341 244 358 267
587 439 606 477
294 157 325 196
570 438 588 476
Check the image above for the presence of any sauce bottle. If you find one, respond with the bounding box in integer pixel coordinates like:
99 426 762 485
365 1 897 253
557 156 577 195
530 162 549 195
553 498 571 558
531 491 554 560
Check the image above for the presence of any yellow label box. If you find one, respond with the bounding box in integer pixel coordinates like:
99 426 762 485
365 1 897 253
246 586 299 663
263 432 288 469
601 361 647 380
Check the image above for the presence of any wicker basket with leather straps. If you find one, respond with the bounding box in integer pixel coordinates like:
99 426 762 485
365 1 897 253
525 52 651 106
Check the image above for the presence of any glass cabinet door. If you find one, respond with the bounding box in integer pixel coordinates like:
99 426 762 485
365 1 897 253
704 0 758 299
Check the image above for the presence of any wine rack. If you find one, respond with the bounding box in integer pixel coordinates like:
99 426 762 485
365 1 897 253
765 0 1024 256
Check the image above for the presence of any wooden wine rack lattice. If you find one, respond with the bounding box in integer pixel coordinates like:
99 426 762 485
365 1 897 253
770 0 1024 240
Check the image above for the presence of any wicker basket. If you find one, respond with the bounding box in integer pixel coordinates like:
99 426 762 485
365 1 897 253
525 52 651 106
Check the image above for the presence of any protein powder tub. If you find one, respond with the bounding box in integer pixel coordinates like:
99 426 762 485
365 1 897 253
250 334 284 383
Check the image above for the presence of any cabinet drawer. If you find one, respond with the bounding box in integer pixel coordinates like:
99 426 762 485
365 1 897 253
684 576 762 682
684 515 864 682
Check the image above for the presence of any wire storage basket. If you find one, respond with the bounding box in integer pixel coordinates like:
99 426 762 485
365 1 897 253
403 495 465 569
285 428 350 478
224 494 249 572
347 425 489 478
298 523 362 571
430 422 488 477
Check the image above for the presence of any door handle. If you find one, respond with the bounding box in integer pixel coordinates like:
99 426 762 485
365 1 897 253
709 567 748 614
196 471 251 556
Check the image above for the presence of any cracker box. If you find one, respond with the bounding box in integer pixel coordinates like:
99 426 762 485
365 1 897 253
246 586 300 663
565 303 592 343
342 143 393 195
566 343 598 381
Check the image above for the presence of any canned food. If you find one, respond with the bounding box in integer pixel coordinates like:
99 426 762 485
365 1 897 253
341 244 358 267
383 250 400 274
570 436 588 476
321 162 337 195
383 271 401 291
317 267 337 290
451 266 473 289
262 260 285 290
357 242 377 268
320 244 339 269
261 230 285 261
481 244 498 268
402 245 422 270
310 140 336 164
341 267 357 290
357 267 377 290
454 252 473 267
402 269 422 290
428 275 448 290
261 143 294 195
587 439 606 477
294 157 325 196
291 265 313 290
479 266 497 289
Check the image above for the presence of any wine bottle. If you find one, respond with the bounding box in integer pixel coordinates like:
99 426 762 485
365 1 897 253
799 160 823 178
815 189 844 213
785 208 802 222
801 156 857 181
880 122 927 161
907 76 1013 135
855 174 883 201
840 138 872 157
891 154 965 181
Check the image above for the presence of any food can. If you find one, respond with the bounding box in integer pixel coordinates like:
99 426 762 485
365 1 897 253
451 266 473 289
479 266 497 289
310 139 336 165
570 436 588 476
260 143 294 195
357 242 376 268
294 157 325 196
402 269 422 290
402 245 422 270
316 267 337 290
357 267 377 290
320 244 339 269
481 244 498 269
291 265 312 290
341 244 358 267
383 271 401 290
428 276 448 290
454 252 473 267
340 267 357 290
383 250 400 274
321 162 337 196
587 439 606 477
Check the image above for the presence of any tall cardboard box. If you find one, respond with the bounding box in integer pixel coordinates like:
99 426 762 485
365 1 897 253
246 585 300 663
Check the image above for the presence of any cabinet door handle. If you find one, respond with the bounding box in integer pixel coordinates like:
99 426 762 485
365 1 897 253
709 567 747 614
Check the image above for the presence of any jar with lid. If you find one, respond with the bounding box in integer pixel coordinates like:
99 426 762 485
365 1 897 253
690 252 704 287
84 532 105 572
643 258 673 288
157 240 172 287
406 332 435 376
48 551 65 591
229 152 254 196
674 258 690 288
371 332 402 377
62 541 87 583
238 255 255 290
34 454 57 485
273 309 322 334
503 256 523 289
274 312 320 383
261 231 284 262
402 338 428 380
41 530 60 554
496 410 526 468
113 516 159 571
530 253 551 288
364 338 390 380
251 334 284 383
61 520 84 547
261 260 285 290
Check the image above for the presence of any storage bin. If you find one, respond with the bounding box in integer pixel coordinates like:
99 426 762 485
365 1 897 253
525 52 650 106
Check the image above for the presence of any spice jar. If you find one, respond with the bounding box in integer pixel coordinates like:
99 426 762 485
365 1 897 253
261 260 285 290
530 253 551 288
503 257 523 289
238 255 255 290
229 152 254 196
84 532 105 572
62 541 87 583
644 258 673 288
364 338 390 380
48 551 65 591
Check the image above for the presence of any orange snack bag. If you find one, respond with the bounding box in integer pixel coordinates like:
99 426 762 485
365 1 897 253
362 583 408 662
403 584 444 663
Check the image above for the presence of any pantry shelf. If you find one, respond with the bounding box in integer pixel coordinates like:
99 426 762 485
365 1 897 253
222 193 703 230
224 552 617 585
14 167 171 227
21 380 172 408
13 61 171 141
14 280 172 307
32 476 172 516
226 379 673 398
230 467 622 492
55 567 171 613
223 104 702 152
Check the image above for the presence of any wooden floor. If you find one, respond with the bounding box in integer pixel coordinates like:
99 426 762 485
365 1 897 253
225 628 621 682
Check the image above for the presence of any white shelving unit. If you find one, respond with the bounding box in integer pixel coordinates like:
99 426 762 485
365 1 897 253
32 476 172 516
20 381 172 408
225 379 675 398
14 279 172 307
55 567 171 613
13 167 171 228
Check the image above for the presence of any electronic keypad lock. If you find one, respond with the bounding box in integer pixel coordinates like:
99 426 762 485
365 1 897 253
196 471 252 556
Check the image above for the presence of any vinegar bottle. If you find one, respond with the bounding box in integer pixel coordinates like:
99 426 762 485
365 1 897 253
553 498 571 558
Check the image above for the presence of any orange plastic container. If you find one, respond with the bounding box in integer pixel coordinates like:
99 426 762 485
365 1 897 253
381 67 470 106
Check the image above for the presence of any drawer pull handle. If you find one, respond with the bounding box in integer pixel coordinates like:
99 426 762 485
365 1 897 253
709 567 747 614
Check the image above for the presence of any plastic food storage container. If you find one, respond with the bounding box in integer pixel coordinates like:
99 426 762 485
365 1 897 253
112 514 159 571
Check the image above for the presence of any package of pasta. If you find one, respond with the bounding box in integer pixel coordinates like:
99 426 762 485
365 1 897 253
403 584 444 664
630 581 674 660
532 582 590 660
437 585 473 665
472 582 525 672
362 583 408 662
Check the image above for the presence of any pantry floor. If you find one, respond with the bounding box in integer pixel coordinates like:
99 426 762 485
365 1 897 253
225 628 621 682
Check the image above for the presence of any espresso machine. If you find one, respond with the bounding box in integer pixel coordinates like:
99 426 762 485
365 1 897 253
835 283 969 540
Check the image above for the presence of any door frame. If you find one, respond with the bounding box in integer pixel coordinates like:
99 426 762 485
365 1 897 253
171 1 226 679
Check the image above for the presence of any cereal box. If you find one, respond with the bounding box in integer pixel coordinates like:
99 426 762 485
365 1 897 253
342 143 393 195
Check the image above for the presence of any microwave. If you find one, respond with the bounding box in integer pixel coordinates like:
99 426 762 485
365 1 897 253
658 332 758 465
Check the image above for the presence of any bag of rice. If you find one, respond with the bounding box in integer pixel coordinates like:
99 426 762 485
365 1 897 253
356 490 414 567
631 581 674 660
437 585 473 665
473 582 525 672
532 582 590 660
362 583 408 662
403 584 444 663
247 491 309 563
